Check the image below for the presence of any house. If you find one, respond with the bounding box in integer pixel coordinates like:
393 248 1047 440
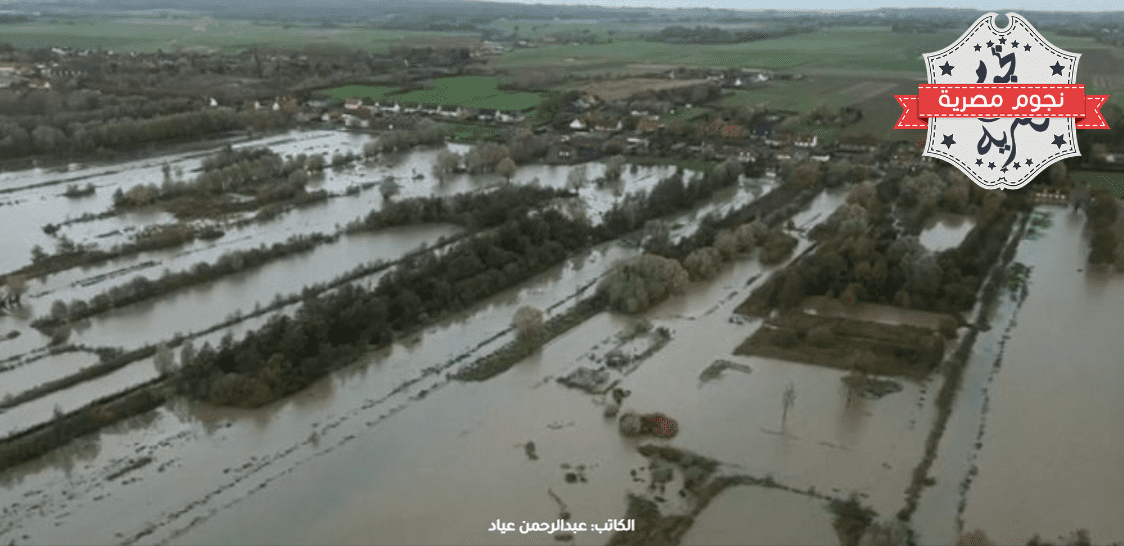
625 137 650 153
477 108 498 121
344 97 363 110
569 118 587 130
548 144 576 163
719 145 757 163
793 134 818 148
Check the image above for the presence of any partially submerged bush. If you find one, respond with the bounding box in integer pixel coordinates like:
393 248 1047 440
599 254 688 314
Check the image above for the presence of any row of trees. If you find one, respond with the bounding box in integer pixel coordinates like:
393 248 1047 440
176 159 763 406
752 165 1028 314
0 107 291 159
349 185 572 232
114 146 324 213
34 234 335 330
364 119 449 155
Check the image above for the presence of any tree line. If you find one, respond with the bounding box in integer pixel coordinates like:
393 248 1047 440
175 159 760 407
748 165 1030 315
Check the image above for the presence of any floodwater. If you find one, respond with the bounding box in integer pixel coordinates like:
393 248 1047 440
926 206 1124 543
680 486 838 546
14 133 1118 546
915 206 1124 545
0 172 829 546
1 130 694 442
920 213 975 252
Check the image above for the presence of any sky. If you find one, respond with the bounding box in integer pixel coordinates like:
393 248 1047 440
479 0 1124 12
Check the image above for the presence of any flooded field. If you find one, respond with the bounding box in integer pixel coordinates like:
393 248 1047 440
2 128 1121 546
914 207 1124 545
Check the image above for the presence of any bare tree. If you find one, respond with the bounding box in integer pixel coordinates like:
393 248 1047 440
604 155 626 181
781 381 796 430
567 164 588 190
154 342 177 375
496 157 517 181
512 305 545 348
380 177 401 201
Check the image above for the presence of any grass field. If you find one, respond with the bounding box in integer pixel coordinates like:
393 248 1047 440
317 77 542 111
319 85 397 101
493 27 966 73
392 76 543 110
0 17 466 53
1072 171 1124 197
445 121 503 143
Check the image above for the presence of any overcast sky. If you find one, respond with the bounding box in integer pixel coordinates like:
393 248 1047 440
481 0 1123 12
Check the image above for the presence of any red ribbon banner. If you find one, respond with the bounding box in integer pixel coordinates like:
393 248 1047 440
895 84 1110 129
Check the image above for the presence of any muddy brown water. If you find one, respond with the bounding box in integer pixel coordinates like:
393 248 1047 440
913 207 1124 545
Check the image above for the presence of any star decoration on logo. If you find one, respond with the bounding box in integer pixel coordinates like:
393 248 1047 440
919 13 1084 191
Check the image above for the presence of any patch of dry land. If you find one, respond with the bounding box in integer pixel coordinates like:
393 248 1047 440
579 78 710 101
733 304 955 379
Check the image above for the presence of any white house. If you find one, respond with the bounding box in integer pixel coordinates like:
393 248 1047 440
569 119 586 130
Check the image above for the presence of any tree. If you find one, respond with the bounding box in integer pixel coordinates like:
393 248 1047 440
714 230 739 261
512 305 545 348
599 254 689 313
787 159 820 188
604 154 626 181
4 274 26 297
380 177 401 201
683 246 721 281
154 342 177 375
781 381 796 430
1048 161 1068 186
50 300 68 321
567 164 588 190
433 149 461 181
496 157 517 181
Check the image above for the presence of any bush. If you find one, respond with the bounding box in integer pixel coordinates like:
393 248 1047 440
760 230 798 265
683 247 721 281
600 254 689 314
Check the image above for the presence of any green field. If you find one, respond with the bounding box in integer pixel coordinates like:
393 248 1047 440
392 76 543 110
0 17 465 53
493 27 966 73
320 85 397 102
718 80 857 112
317 77 543 111
445 121 503 143
1072 171 1124 197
